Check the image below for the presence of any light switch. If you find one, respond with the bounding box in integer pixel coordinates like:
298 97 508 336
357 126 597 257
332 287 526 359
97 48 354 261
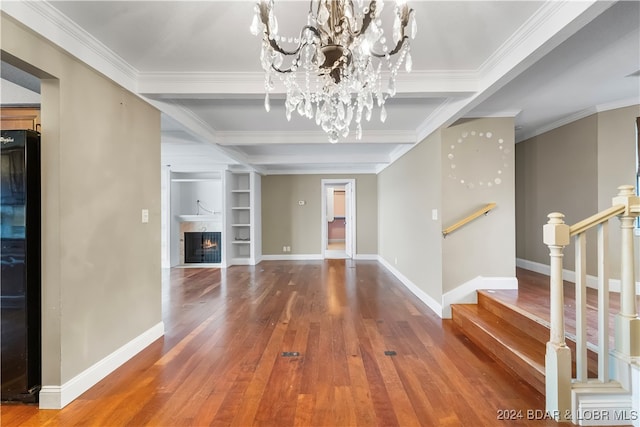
432 209 438 220
141 209 149 223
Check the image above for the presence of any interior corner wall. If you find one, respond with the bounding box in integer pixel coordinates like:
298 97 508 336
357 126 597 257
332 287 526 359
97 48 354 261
516 107 639 280
261 174 378 255
2 13 162 387
441 117 516 293
597 105 640 278
378 131 443 303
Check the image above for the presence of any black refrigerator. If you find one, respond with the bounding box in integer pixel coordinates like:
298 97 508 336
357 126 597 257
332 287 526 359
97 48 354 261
0 129 41 403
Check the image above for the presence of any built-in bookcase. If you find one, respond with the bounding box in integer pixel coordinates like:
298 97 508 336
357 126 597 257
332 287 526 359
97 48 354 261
226 171 261 265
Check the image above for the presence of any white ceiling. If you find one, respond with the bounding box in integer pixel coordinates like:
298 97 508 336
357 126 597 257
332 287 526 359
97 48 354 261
2 0 639 174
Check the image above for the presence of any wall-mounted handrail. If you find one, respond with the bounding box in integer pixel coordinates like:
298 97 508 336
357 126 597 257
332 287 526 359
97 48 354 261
442 202 496 238
569 204 625 236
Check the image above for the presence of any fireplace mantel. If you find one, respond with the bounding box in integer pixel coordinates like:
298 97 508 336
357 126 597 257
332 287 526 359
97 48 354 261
177 215 220 222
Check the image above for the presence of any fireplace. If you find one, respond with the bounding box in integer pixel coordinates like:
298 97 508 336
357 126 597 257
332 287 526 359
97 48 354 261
184 232 221 264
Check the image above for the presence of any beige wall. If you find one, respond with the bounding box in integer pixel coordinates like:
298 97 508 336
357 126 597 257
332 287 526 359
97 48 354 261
516 106 639 280
2 14 162 385
441 118 516 292
378 131 443 301
378 117 516 302
516 115 599 272
261 174 378 255
597 106 640 278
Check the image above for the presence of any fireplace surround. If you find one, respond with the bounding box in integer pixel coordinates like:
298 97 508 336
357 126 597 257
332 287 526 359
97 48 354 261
184 232 221 264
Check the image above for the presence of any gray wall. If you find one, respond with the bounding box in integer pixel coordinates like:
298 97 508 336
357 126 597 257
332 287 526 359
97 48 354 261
261 174 378 255
378 131 443 302
2 14 162 385
516 105 640 279
378 117 516 302
516 115 599 272
597 106 640 277
441 118 516 293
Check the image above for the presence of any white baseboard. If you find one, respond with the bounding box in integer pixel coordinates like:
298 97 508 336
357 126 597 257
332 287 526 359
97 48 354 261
377 256 443 317
571 384 633 426
516 258 640 294
260 254 387 262
354 254 379 260
39 322 165 409
377 257 518 319
441 276 518 318
260 254 323 261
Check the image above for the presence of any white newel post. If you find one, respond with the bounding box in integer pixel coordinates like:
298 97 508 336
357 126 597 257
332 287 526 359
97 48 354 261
613 185 640 358
544 212 572 422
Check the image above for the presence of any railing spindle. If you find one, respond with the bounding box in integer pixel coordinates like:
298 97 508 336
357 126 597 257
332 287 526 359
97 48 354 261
575 232 588 382
597 222 609 383
612 185 640 357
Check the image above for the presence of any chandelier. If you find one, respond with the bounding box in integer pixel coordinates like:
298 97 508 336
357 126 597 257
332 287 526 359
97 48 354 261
250 0 416 143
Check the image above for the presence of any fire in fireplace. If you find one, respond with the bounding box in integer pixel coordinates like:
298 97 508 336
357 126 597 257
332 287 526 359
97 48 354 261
184 232 221 263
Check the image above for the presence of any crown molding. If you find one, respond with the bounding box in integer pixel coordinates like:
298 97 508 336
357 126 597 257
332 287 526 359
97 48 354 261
215 130 416 146
594 97 640 114
517 98 640 142
464 109 522 119
411 1 613 148
248 152 391 166
146 98 260 169
476 1 612 88
261 164 382 175
415 97 471 143
138 70 478 98
1 0 139 91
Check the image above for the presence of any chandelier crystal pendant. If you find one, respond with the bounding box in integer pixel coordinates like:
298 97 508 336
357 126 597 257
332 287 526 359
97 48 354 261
250 0 416 143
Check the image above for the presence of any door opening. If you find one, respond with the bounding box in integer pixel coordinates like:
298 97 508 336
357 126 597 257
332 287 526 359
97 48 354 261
321 179 355 259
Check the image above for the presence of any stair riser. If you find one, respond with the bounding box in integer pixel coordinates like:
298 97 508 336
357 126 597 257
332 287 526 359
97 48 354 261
478 291 599 377
478 291 549 343
452 305 546 395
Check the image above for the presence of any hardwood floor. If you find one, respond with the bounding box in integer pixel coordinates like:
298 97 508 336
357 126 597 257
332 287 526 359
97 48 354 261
1 260 559 426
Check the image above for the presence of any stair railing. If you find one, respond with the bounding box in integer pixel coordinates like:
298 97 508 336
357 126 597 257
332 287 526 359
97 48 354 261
543 185 640 421
442 202 496 238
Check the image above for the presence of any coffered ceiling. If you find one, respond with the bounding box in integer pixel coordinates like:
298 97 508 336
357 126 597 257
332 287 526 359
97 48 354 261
1 1 638 174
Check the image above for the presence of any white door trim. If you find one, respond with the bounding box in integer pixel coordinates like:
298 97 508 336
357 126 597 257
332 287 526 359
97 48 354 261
321 179 356 259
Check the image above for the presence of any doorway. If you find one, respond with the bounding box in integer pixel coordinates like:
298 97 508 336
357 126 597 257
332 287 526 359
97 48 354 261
321 179 355 259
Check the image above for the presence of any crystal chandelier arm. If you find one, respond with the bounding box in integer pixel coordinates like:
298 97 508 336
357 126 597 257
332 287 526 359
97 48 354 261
259 0 322 56
264 25 321 56
334 0 377 40
369 5 413 58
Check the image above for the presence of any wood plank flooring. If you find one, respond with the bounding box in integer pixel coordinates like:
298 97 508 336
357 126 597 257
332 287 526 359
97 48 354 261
2 261 560 426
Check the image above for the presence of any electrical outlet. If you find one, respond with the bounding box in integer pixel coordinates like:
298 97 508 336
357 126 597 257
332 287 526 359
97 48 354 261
394 257 398 265
432 209 438 221
283 246 287 252
141 209 149 223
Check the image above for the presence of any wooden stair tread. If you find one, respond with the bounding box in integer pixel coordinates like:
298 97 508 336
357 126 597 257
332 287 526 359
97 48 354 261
452 304 546 371
477 289 599 378
451 303 546 395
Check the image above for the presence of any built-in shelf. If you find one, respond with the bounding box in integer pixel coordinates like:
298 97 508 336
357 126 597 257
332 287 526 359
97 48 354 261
227 171 256 264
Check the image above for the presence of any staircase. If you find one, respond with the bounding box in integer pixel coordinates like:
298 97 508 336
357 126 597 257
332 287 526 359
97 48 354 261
453 185 640 426
452 289 598 396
